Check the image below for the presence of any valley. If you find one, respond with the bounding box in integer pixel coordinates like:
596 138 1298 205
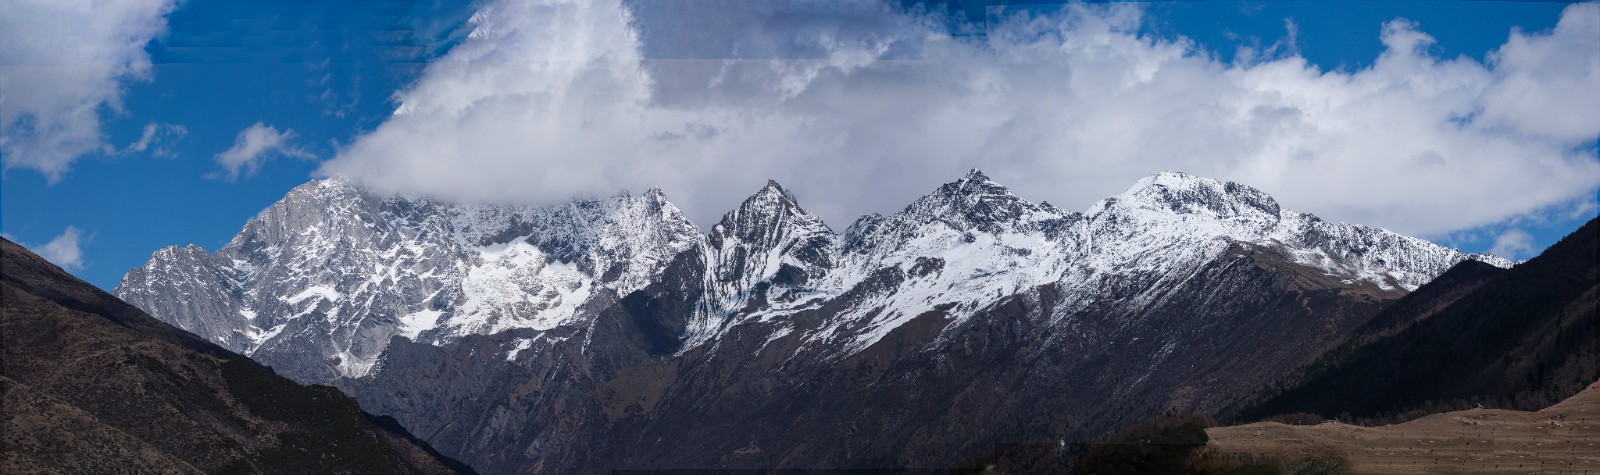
1210 380 1600 473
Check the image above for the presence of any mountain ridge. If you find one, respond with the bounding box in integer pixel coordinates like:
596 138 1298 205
1236 215 1600 423
114 170 1515 471
1 237 471 474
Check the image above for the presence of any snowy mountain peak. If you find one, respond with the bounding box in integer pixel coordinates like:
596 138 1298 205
290 176 362 202
643 187 669 203
712 180 828 242
948 168 1003 195
1075 172 1514 294
960 167 991 182
1104 171 1282 221
698 180 836 336
752 179 800 208
118 171 1513 383
899 169 1059 233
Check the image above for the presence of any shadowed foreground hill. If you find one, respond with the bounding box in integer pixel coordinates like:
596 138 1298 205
1237 216 1600 424
0 238 472 474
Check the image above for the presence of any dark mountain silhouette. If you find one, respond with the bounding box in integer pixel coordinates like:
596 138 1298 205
0 237 473 474
1236 216 1600 423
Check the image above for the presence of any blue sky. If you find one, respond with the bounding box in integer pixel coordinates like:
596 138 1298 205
2 0 1597 291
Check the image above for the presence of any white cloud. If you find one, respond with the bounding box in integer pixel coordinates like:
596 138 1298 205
213 122 313 181
1489 228 1537 259
19 226 88 271
0 0 177 182
318 0 1600 237
1478 6 1600 145
123 121 186 157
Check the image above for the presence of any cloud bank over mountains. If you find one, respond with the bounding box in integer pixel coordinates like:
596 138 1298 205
3 0 1594 241
0 0 177 181
318 0 1600 237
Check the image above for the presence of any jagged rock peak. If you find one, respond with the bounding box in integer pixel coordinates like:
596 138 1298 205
700 179 837 329
751 179 799 204
761 178 788 193
899 168 1053 230
949 168 1004 194
712 179 830 244
1100 171 1281 220
642 187 669 204
731 179 803 215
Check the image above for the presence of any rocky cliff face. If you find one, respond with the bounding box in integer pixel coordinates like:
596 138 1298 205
117 179 701 383
116 171 1509 472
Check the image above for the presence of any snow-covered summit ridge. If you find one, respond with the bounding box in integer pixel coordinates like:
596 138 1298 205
116 170 1511 379
898 169 1062 232
681 170 1512 355
1085 171 1513 285
696 179 838 340
116 176 704 379
710 179 830 244
1105 171 1282 219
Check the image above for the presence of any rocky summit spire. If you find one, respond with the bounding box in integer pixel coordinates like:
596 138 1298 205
952 168 998 193
704 180 835 316
761 178 789 196
712 179 827 246
898 169 1052 232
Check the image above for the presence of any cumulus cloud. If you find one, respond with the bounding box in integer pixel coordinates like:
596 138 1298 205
0 0 176 181
122 121 187 157
318 0 1600 237
212 123 313 181
14 226 89 271
1489 228 1537 259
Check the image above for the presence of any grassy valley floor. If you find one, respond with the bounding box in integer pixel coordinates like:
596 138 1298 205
1207 380 1600 473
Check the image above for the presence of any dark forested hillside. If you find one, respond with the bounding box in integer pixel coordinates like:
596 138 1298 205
0 238 472 474
1237 216 1600 423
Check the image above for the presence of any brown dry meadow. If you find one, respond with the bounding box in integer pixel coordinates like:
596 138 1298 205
1208 380 1600 473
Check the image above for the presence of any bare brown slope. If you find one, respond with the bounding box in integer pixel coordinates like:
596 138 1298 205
1208 378 1600 474
0 238 472 474
2 375 200 474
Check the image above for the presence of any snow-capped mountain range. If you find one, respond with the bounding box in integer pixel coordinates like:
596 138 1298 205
115 171 1510 471
117 170 1505 381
